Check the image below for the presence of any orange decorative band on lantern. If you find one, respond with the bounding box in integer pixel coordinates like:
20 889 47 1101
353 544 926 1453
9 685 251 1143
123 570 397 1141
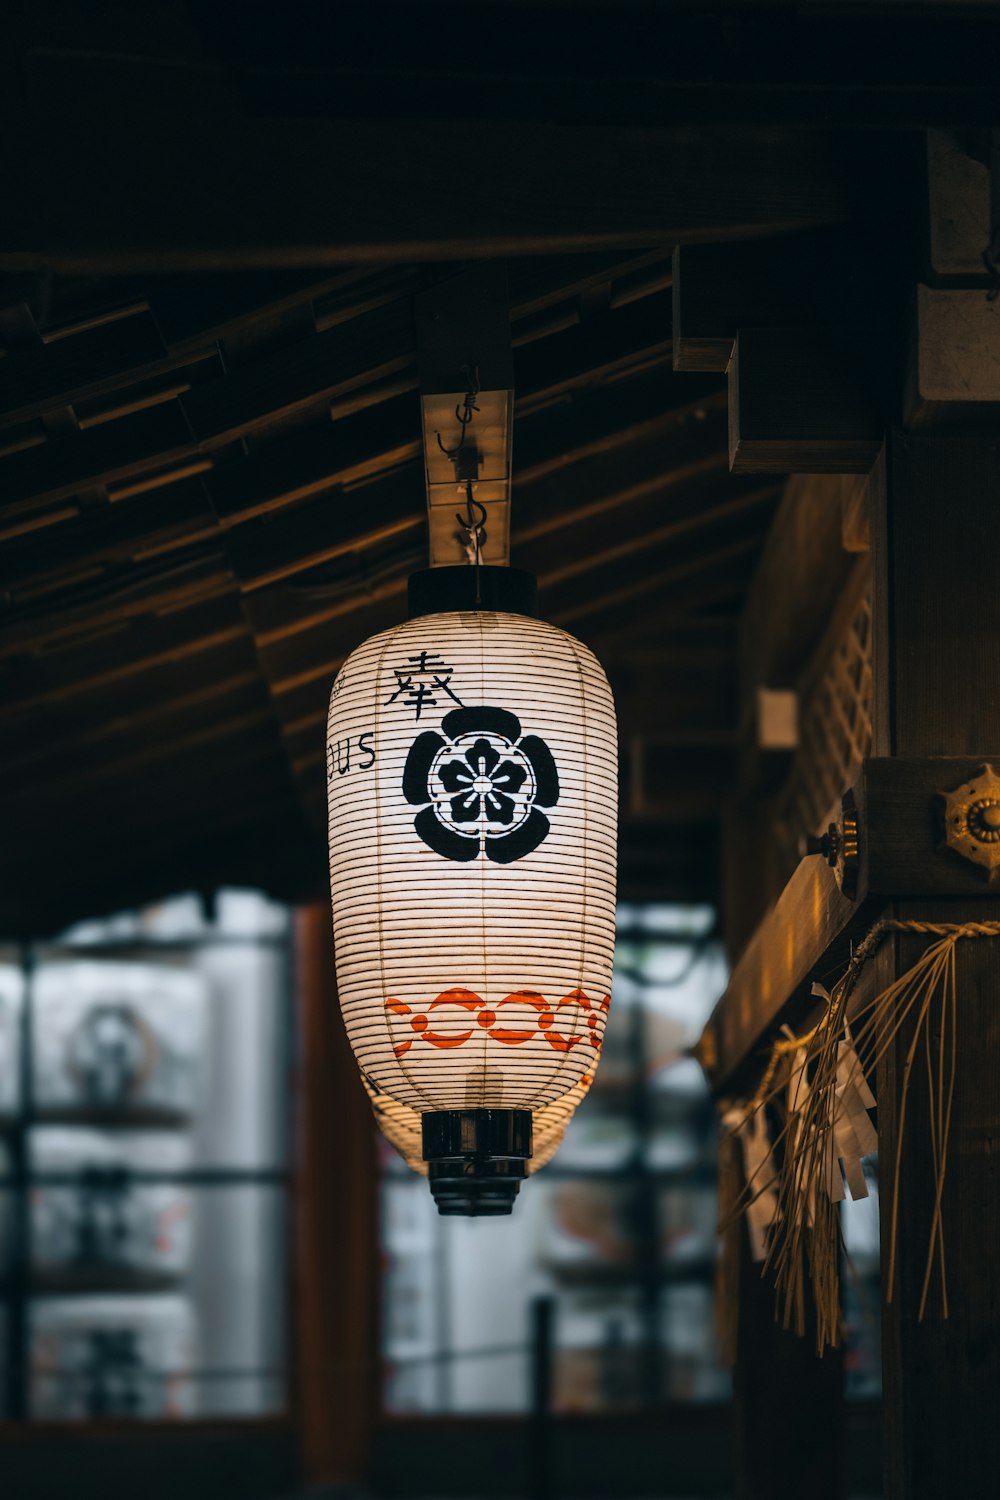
387 988 610 1056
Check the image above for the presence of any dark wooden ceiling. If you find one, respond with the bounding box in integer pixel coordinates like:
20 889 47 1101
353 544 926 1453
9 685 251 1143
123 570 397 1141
0 0 988 933
0 249 774 931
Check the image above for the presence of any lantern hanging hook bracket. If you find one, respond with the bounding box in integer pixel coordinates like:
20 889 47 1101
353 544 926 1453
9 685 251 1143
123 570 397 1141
456 481 488 605
436 364 481 460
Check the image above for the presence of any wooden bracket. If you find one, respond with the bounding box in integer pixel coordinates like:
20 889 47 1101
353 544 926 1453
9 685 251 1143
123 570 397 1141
729 328 883 475
701 754 1000 1090
414 264 514 567
907 131 1000 425
672 233 887 475
672 229 873 376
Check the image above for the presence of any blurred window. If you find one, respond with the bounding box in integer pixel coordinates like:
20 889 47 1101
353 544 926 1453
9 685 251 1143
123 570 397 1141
0 890 291 1421
841 1162 882 1399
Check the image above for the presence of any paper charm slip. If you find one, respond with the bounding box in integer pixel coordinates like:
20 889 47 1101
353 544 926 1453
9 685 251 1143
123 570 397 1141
809 987 877 1203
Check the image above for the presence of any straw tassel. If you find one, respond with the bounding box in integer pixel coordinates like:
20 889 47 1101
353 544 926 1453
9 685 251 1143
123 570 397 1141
719 918 1000 1350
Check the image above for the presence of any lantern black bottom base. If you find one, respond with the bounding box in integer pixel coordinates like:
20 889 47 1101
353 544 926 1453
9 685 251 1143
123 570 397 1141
422 1109 532 1218
427 1158 524 1216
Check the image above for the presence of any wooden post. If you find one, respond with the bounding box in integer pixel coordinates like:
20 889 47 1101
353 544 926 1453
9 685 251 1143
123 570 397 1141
722 469 855 1499
873 432 1000 1499
293 904 380 1488
732 1222 843 1500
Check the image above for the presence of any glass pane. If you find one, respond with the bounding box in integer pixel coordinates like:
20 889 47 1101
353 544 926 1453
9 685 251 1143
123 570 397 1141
187 944 288 1171
660 1283 730 1401
0 890 292 1423
0 959 24 1118
30 946 288 1171
26 1184 286 1419
554 1287 647 1412
29 1128 194 1289
182 1184 287 1417
31 961 204 1121
29 1294 199 1419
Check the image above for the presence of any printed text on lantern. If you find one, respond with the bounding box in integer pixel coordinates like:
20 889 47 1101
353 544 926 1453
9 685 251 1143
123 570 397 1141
385 988 609 1056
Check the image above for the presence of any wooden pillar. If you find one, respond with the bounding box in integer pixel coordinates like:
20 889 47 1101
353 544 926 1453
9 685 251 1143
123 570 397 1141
293 904 380 1487
720 470 856 1498
873 432 1000 1498
732 1222 844 1500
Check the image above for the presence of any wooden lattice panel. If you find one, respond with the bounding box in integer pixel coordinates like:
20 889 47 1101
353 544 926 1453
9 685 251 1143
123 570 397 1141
783 559 874 842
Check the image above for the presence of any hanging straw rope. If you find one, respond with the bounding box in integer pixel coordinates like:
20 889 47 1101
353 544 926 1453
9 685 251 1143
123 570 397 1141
721 918 1000 1352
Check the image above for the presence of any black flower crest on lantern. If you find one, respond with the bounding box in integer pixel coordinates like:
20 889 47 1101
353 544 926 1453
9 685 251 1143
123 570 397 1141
402 706 559 864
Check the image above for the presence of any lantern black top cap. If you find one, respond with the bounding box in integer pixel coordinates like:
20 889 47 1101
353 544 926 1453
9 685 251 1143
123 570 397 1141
408 566 538 620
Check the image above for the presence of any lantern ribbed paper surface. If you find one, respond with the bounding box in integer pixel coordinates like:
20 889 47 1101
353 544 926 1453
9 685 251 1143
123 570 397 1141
328 609 617 1118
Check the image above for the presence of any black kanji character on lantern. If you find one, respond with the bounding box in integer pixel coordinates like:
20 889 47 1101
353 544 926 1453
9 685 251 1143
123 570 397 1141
384 651 464 720
402 706 559 863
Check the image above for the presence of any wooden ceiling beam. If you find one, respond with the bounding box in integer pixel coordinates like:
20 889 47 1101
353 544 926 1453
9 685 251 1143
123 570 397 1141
507 249 671 328
0 779 318 925
182 300 415 449
560 543 764 637
514 422 729 546
0 269 682 589
198 5 1000 123
514 381 724 490
516 479 775 590
0 47 865 271
0 479 219 602
228 471 426 594
234 401 732 646
0 400 197 514
0 363 717 609
0 657 264 775
149 265 408 356
228 395 726 595
1 730 289 847
5 698 279 805
3 672 273 784
249 562 415 652
242 467 763 649
204 287 673 503
0 595 250 714
581 582 750 654
253 502 769 700
0 311 214 432
551 539 762 630
0 252 672 456
0 551 234 657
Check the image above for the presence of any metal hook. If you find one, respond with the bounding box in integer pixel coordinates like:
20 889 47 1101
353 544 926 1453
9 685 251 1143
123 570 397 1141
455 485 488 535
435 365 481 460
456 481 487 605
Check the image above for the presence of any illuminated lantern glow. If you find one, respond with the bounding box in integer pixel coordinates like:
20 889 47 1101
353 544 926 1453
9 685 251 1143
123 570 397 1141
328 567 617 1214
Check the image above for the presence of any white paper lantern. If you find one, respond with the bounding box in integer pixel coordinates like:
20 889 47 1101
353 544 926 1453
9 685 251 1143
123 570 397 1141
328 568 617 1213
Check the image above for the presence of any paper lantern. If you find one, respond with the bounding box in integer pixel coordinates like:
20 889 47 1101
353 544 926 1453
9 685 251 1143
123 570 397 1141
328 567 617 1213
